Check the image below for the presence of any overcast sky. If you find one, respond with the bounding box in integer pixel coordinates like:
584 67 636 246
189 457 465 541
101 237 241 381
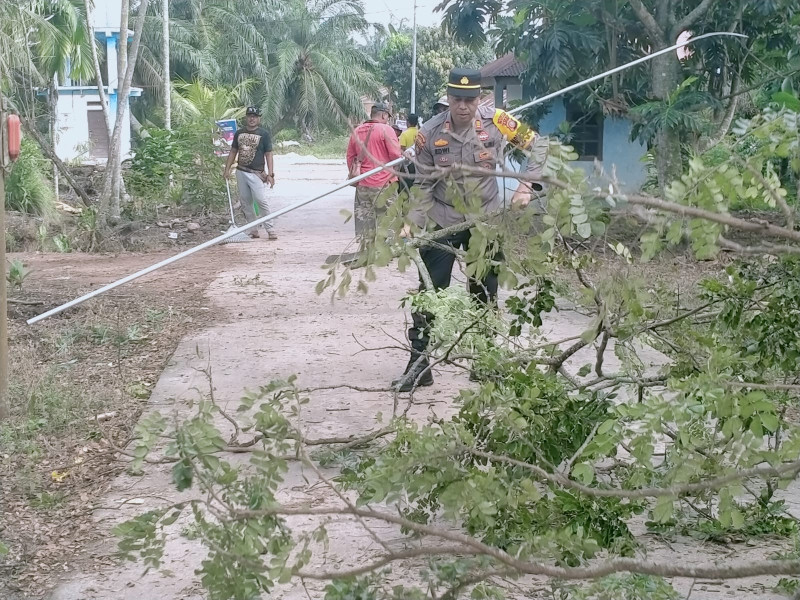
360 0 444 29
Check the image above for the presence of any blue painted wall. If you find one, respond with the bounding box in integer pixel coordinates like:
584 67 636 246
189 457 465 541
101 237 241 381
537 99 647 192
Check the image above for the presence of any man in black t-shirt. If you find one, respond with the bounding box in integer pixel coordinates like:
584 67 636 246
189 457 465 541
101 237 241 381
223 106 278 239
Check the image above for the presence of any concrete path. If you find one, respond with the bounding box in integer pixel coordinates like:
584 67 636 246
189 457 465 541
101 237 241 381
50 155 789 600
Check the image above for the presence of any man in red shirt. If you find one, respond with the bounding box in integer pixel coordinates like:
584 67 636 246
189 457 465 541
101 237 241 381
346 102 402 243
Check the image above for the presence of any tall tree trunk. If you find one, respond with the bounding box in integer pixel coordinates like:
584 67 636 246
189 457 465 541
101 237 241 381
699 72 741 153
48 77 59 201
651 52 682 195
162 0 171 130
98 0 147 228
85 0 113 133
0 94 9 423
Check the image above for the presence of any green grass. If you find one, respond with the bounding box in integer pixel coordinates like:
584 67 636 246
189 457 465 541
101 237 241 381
5 138 55 217
276 134 350 159
0 368 104 456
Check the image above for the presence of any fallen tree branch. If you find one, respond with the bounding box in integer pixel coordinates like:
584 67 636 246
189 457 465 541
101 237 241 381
231 503 800 582
225 426 396 452
296 546 481 580
467 448 800 499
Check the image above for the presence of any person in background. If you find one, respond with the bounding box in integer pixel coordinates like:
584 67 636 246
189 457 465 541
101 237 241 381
223 106 278 240
345 102 402 242
432 96 449 116
398 113 419 150
398 113 419 192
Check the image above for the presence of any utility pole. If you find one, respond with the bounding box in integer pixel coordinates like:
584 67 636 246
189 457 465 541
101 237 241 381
0 94 9 422
410 0 417 113
162 0 171 130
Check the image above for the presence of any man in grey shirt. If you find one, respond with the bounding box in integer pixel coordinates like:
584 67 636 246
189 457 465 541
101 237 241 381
393 67 548 392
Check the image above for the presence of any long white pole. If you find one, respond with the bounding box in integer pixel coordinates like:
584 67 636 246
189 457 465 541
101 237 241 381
512 32 746 116
27 160 402 325
27 32 746 326
410 0 417 113
162 0 171 130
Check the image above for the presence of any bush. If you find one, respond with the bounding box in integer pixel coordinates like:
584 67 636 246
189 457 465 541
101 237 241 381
5 138 55 217
273 128 300 143
127 128 189 198
126 125 226 217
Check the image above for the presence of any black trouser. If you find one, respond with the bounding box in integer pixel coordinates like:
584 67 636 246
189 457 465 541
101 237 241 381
408 228 501 353
399 163 416 193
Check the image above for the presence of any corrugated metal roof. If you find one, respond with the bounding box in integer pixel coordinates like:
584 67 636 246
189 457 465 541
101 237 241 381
481 53 526 79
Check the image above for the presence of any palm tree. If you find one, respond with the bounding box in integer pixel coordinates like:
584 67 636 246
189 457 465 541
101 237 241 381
2 0 96 196
264 0 380 139
171 78 251 125
134 0 277 126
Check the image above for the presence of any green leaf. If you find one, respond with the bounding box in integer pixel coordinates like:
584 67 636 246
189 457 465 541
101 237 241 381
597 419 615 435
577 222 592 238
750 416 764 438
577 364 592 377
772 92 800 112
653 497 674 523
731 508 745 530
172 459 194 492
572 463 594 485
761 412 780 433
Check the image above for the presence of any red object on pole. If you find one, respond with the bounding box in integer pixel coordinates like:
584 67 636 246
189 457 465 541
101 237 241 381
7 114 21 162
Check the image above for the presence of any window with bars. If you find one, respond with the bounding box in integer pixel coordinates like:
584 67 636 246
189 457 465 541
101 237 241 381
565 102 603 161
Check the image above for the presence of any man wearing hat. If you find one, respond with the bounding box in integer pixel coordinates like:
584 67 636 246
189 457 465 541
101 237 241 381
432 95 449 116
346 102 402 242
223 106 278 240
392 67 548 391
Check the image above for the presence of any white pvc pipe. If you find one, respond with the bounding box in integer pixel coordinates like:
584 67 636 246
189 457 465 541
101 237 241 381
27 32 745 325
27 160 403 325
511 32 747 116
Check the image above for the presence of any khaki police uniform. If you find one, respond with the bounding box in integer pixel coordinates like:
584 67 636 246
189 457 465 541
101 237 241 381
403 104 548 361
409 105 548 228
392 67 548 391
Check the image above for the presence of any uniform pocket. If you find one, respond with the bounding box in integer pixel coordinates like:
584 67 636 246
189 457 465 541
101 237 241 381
436 154 452 167
473 149 497 170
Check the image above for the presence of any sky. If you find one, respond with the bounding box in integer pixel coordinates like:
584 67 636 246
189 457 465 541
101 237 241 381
360 0 444 29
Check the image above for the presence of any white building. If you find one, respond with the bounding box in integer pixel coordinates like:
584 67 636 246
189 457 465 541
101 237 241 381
53 0 142 163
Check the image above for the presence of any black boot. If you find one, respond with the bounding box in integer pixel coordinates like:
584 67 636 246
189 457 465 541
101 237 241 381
392 353 434 392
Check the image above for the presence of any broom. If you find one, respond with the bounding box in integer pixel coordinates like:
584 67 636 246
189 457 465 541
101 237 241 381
221 178 254 244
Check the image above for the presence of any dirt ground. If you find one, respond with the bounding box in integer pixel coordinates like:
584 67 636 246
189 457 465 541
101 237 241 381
0 154 795 599
1 247 232 598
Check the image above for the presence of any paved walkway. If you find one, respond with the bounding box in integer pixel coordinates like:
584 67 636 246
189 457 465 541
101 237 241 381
50 155 790 600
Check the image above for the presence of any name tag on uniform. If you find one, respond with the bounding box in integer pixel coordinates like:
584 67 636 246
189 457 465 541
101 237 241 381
435 147 450 155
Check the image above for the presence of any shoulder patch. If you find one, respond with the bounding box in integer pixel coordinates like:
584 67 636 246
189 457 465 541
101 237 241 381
415 130 427 153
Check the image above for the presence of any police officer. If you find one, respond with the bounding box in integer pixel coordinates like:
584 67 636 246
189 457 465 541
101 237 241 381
393 68 548 391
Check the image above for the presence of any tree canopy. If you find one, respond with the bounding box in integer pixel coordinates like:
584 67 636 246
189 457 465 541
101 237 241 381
437 0 800 190
134 0 379 137
379 26 493 118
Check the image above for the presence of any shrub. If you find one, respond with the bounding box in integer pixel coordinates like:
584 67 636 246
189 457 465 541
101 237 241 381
126 125 225 216
127 128 189 198
5 138 55 217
